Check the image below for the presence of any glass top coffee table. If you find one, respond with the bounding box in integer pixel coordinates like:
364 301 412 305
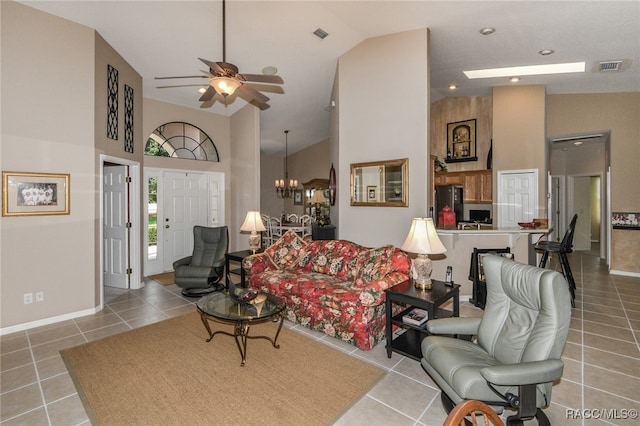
196 291 285 366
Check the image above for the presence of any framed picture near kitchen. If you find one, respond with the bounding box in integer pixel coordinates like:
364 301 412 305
446 119 478 163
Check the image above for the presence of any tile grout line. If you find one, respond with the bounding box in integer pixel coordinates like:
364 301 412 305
25 330 52 426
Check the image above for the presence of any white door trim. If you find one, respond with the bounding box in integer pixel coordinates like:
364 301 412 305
99 155 141 310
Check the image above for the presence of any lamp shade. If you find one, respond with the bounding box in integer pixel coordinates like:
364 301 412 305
309 190 326 204
401 218 447 255
210 76 242 97
240 211 266 232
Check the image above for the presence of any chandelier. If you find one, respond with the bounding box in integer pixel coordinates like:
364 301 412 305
275 130 298 198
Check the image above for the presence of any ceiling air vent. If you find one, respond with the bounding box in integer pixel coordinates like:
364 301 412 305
599 60 622 72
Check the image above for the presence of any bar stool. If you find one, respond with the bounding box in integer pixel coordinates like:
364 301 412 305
535 214 578 307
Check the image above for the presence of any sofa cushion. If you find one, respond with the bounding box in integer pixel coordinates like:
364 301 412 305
264 230 309 270
354 245 395 284
296 240 363 280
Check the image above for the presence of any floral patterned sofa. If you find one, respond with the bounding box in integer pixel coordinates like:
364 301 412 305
242 231 411 350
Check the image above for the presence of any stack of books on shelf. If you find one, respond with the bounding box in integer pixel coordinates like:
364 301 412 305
402 308 428 327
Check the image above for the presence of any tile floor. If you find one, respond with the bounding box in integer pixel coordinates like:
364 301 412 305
1 251 639 425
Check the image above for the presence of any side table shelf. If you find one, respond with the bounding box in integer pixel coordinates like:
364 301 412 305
385 280 460 361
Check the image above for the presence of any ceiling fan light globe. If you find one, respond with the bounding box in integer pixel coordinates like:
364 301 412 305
210 76 241 96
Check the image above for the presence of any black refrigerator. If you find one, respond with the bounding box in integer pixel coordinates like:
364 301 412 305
434 185 464 226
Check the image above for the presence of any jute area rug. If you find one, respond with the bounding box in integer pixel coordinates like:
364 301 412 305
148 271 175 285
61 312 385 426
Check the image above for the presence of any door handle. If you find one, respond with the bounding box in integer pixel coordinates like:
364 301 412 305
165 225 170 229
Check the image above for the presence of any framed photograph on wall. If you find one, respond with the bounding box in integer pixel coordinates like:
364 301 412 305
293 189 303 205
367 185 377 201
446 119 478 163
2 171 70 216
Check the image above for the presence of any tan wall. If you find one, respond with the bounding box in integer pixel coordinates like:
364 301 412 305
493 85 547 220
547 92 640 273
260 155 284 218
1 2 97 328
337 29 431 247
430 96 493 172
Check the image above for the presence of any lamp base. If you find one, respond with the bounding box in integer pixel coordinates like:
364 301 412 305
413 254 433 291
248 231 261 254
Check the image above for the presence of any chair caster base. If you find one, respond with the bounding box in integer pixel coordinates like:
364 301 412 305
180 283 225 297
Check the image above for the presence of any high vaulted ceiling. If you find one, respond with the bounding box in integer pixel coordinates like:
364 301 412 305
22 1 640 156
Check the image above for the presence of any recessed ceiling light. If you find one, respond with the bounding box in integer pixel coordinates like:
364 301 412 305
198 87 207 94
539 49 555 56
479 27 495 36
448 84 457 90
510 77 520 83
262 66 278 75
464 62 585 79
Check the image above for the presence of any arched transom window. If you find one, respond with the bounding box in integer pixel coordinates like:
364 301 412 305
145 122 219 162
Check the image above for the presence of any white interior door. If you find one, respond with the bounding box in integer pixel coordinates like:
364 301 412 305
103 165 129 289
497 169 538 228
162 171 209 271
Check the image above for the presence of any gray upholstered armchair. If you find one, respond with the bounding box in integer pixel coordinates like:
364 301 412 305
173 226 228 297
421 255 571 426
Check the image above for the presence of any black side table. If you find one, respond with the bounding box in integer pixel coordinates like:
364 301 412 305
225 249 258 289
385 279 460 360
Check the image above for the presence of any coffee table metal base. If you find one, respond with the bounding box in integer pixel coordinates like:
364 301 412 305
199 311 284 366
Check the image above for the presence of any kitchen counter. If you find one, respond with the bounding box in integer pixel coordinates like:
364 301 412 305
437 226 551 235
430 227 551 298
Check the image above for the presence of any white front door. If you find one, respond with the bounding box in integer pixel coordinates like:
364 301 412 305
103 165 129 289
162 171 209 271
497 169 538 228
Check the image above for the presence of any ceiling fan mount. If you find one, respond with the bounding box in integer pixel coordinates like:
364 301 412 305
154 0 283 108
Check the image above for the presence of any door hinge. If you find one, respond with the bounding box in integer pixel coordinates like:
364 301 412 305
126 268 132 275
125 222 132 228
125 176 132 183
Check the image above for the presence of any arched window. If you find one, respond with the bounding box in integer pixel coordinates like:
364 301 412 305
145 122 219 162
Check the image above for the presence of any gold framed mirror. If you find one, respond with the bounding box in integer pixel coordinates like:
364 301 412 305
350 158 408 207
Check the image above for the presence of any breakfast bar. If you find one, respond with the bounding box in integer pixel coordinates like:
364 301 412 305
430 227 551 298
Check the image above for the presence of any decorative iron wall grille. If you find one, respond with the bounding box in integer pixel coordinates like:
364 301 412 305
124 85 134 153
107 65 119 140
145 122 220 162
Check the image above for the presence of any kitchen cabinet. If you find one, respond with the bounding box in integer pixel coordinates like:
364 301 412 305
434 170 492 203
463 170 492 203
434 171 464 186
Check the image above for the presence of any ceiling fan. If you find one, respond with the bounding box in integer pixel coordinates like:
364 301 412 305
154 0 283 109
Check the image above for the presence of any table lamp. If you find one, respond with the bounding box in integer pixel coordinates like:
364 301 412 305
240 211 267 254
401 217 447 290
309 190 326 221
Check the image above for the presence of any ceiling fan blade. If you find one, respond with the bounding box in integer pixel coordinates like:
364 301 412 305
237 73 284 84
199 86 217 102
198 57 226 75
236 83 269 105
156 84 207 89
154 75 207 80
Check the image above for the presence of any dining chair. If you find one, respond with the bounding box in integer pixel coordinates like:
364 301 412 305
286 213 299 223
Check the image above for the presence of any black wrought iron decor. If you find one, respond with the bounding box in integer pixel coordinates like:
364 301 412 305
124 84 134 153
107 65 119 140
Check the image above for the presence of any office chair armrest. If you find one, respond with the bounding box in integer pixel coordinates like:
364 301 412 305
426 317 481 335
172 256 193 269
481 359 564 386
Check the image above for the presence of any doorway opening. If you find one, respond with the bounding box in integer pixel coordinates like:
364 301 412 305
100 155 141 308
547 131 610 264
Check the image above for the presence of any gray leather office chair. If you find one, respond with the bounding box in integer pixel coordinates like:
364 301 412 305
421 255 571 426
173 226 228 297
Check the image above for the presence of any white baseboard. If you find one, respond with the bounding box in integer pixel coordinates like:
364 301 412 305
609 269 640 278
0 306 100 336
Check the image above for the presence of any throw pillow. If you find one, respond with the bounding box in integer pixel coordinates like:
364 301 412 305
264 230 309 269
355 245 395 283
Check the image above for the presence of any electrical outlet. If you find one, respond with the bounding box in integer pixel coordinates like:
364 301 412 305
36 292 44 302
24 293 33 304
